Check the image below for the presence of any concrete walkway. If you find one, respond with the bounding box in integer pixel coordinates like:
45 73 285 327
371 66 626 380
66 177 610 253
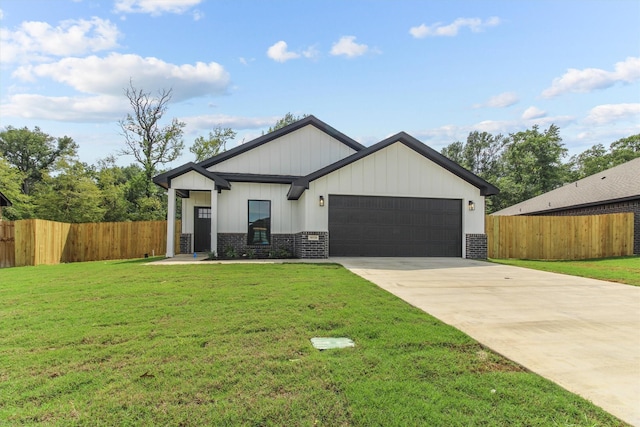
334 257 640 426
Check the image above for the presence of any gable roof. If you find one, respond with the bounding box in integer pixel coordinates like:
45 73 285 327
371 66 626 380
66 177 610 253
0 191 11 207
492 157 640 216
197 115 365 169
287 132 500 200
153 162 231 194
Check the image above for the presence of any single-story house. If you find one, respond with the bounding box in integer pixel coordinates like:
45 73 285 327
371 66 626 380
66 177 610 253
154 116 499 259
492 157 640 254
0 191 11 220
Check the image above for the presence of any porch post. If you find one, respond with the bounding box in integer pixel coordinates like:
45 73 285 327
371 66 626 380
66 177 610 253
210 187 218 255
166 187 176 257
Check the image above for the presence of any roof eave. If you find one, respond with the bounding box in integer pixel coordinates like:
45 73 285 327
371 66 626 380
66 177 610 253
197 115 366 169
152 162 231 191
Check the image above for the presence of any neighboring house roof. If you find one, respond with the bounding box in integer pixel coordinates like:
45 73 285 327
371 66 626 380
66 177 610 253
153 162 231 194
197 115 365 169
492 157 640 216
0 191 12 207
287 132 500 200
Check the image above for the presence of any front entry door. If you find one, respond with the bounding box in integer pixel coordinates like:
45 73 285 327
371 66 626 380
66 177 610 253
194 207 211 252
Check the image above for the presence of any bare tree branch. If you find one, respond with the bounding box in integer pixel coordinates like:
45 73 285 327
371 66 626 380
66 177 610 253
118 80 185 196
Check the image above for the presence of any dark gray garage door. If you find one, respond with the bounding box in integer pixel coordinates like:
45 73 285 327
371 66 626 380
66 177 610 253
328 195 462 257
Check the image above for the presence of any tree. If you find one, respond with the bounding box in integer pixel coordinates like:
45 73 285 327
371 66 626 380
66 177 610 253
569 134 639 179
492 124 568 211
0 156 32 219
190 126 236 162
609 134 640 165
442 131 505 178
93 156 134 222
119 81 185 196
0 126 78 195
569 143 610 179
32 160 105 223
265 112 308 134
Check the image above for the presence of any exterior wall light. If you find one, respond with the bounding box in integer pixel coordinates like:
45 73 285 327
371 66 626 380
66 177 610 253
468 200 475 211
319 195 325 207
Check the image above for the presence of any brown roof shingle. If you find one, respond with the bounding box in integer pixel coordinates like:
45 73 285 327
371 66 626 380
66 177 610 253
492 157 640 216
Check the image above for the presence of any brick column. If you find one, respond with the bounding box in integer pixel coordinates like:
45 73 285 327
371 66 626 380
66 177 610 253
466 233 487 259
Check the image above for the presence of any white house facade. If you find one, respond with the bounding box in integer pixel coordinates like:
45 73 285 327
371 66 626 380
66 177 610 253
153 116 499 259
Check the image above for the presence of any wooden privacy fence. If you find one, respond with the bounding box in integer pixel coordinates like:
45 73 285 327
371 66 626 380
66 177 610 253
486 213 634 260
0 219 180 267
0 221 15 268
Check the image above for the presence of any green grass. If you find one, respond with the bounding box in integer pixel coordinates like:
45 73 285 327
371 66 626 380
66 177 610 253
491 256 640 286
0 259 626 426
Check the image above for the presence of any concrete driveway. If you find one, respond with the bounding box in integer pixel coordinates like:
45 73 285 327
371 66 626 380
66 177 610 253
333 257 640 426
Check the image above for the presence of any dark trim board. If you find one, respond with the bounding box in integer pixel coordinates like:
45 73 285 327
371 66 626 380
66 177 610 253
328 195 462 257
288 132 499 199
198 115 365 169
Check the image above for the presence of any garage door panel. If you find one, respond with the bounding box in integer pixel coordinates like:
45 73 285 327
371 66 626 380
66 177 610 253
329 195 462 257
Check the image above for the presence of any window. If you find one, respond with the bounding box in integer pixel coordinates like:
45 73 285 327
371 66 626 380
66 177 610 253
197 208 211 219
248 200 271 245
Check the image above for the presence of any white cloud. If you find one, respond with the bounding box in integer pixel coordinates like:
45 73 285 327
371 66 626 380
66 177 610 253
0 93 125 122
584 103 640 125
114 0 202 15
183 114 279 133
0 9 4 20
474 92 519 108
522 106 547 120
330 36 369 58
12 53 230 101
192 9 204 21
410 16 500 38
414 115 575 151
0 17 120 64
267 41 300 63
302 45 320 60
542 56 640 98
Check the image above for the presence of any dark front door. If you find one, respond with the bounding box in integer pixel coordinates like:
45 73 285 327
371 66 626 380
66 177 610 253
328 195 462 257
194 207 211 252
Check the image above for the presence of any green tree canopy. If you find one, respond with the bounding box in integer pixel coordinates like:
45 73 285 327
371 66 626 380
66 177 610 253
190 127 237 162
0 156 32 220
0 126 78 195
492 124 569 211
32 160 105 223
570 134 640 179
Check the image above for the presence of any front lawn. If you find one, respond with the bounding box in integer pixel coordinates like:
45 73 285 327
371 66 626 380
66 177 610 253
491 256 640 286
0 260 625 426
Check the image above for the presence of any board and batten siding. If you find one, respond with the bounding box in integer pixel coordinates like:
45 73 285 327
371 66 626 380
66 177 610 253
208 126 357 176
217 183 299 234
300 142 485 234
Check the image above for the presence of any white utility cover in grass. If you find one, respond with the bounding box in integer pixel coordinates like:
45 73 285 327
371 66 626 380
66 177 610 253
310 337 355 350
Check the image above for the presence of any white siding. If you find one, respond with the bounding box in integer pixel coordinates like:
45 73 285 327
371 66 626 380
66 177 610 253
217 183 299 233
301 141 485 241
171 171 216 191
209 126 357 175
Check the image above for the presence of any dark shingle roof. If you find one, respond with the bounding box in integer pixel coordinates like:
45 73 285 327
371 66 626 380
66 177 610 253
0 191 11 207
153 162 231 193
492 157 640 216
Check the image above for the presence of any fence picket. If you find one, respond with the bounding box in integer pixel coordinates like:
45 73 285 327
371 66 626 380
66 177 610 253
486 213 634 259
0 220 181 267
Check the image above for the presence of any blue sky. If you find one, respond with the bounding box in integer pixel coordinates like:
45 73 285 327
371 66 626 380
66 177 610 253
1 0 638 169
